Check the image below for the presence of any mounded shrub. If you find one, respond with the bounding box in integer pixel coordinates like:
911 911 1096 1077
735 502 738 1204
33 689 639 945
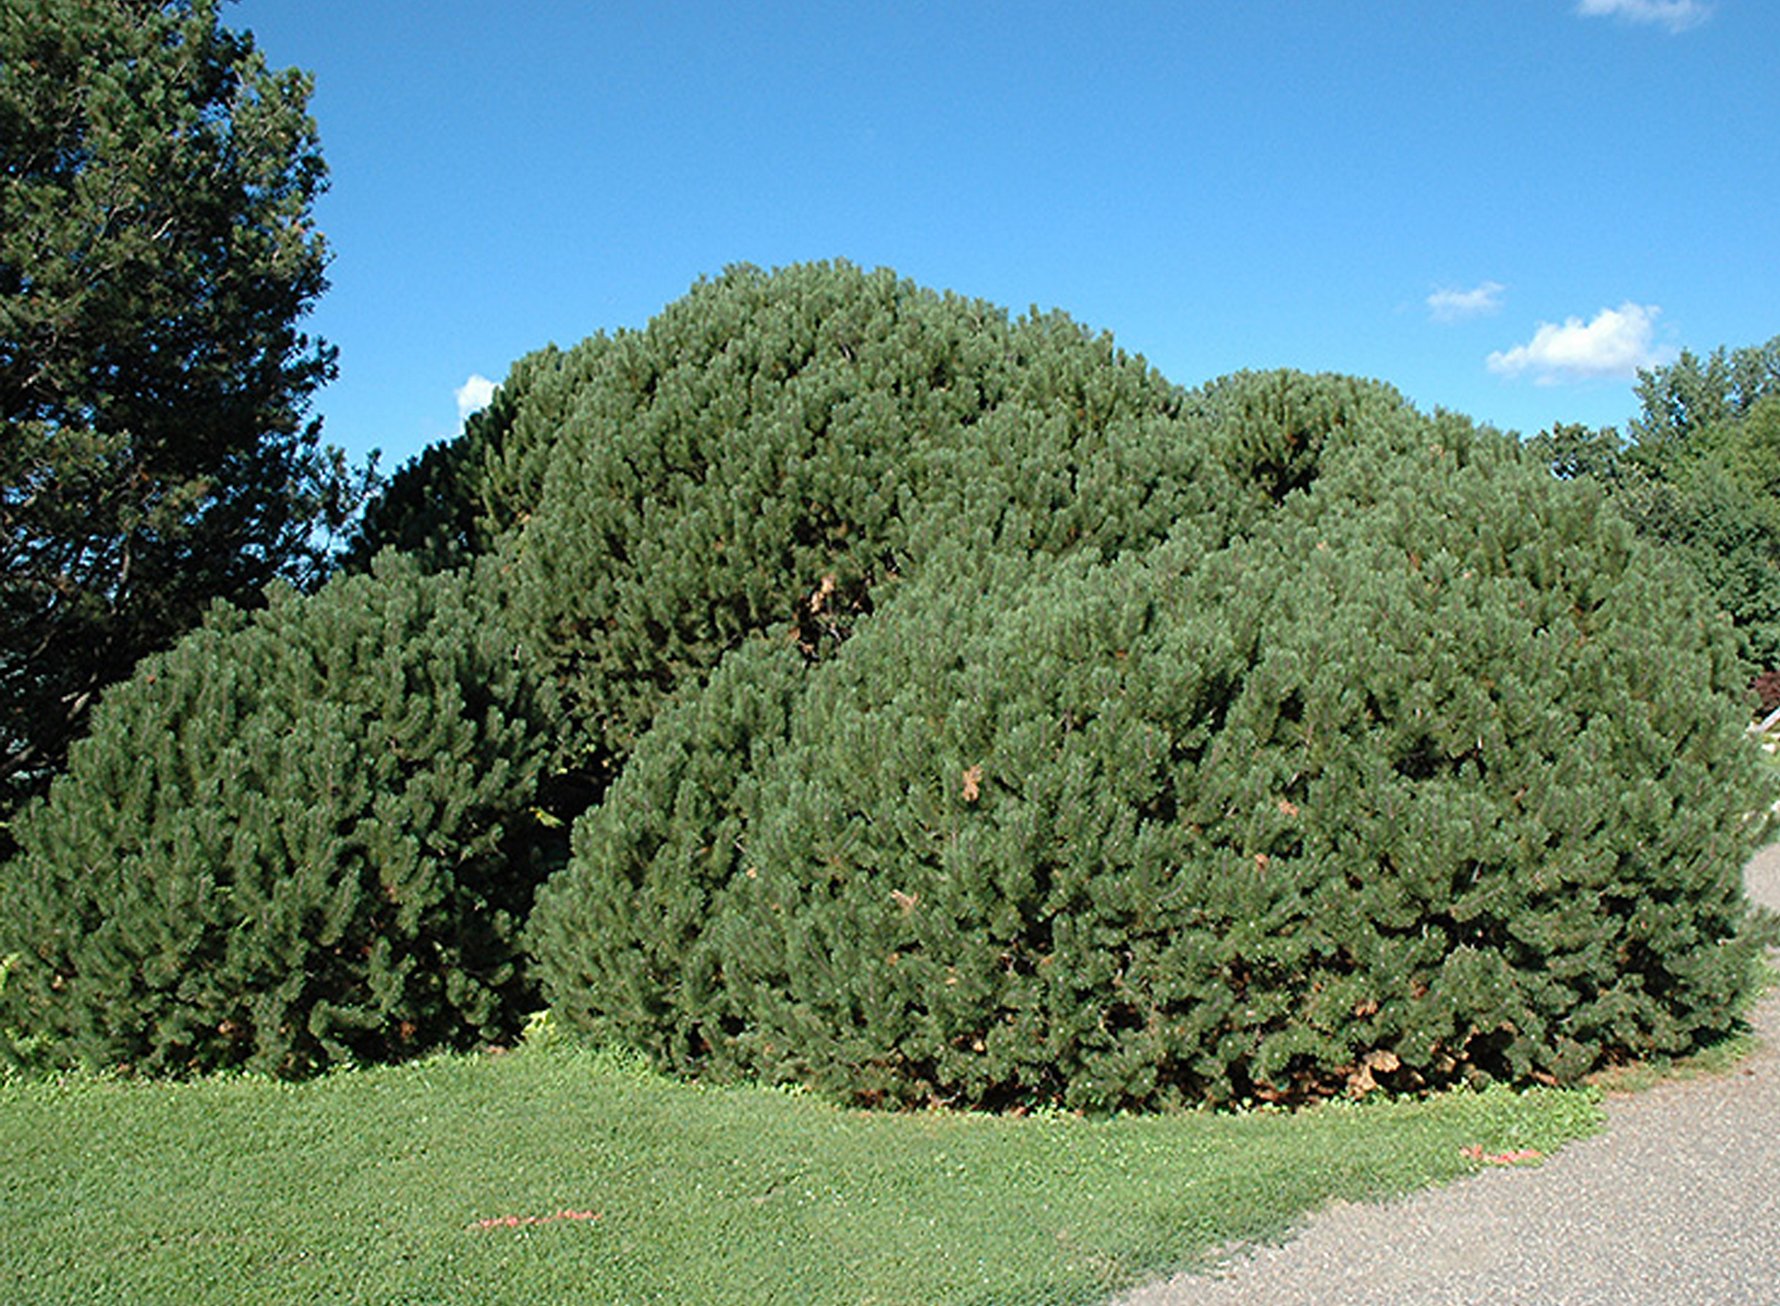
1185 367 1415 510
345 341 581 573
501 260 1237 780
1176 414 1776 1101
364 272 1378 824
525 630 811 1069
0 554 558 1077
30 250 1766 1112
528 539 1255 1109
530 384 1777 1111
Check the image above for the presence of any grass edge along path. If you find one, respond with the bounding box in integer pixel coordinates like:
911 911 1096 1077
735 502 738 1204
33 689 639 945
1 1040 1600 1306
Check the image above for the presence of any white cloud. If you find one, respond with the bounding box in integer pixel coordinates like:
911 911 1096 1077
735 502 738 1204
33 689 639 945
1575 0 1712 33
1486 302 1675 383
1427 281 1506 323
455 373 497 423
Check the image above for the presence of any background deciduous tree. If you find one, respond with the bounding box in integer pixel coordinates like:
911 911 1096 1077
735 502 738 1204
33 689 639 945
0 0 365 826
1532 337 1780 680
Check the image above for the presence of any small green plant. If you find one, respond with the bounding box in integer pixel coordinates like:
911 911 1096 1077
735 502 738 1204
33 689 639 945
0 954 52 1079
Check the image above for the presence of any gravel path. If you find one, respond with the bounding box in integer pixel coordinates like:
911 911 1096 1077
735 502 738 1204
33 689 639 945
1116 844 1780 1306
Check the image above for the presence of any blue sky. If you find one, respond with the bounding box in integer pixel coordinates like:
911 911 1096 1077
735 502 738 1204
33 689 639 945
230 0 1778 474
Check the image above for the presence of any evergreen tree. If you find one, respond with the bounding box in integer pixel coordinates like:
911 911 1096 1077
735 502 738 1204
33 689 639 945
498 260 1223 792
0 0 362 823
0 555 558 1077
531 375 1776 1111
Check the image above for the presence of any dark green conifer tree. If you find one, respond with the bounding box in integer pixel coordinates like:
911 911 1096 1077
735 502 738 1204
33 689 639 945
1 0 364 823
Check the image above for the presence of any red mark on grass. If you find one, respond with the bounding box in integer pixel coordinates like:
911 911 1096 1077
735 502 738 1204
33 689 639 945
1460 1144 1543 1166
469 1209 601 1230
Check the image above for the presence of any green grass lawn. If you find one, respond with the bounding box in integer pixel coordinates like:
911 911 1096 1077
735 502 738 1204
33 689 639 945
0 1038 1600 1306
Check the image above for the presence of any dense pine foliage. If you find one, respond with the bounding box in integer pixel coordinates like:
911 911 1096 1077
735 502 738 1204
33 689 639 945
0 557 556 1076
361 263 1239 785
344 342 585 575
529 373 1774 1109
11 261 1776 1103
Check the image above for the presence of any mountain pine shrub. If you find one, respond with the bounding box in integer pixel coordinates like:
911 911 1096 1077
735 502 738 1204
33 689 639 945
530 384 1777 1111
524 630 811 1070
1182 412 1777 1101
1186 367 1413 511
347 334 653 576
0 555 558 1077
498 260 1235 784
